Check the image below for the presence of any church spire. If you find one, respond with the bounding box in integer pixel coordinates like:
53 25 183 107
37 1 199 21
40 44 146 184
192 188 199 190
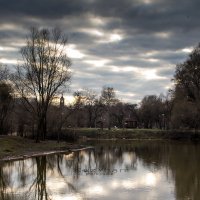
60 94 64 108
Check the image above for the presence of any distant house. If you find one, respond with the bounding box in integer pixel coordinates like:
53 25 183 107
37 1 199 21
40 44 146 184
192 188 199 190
124 117 137 128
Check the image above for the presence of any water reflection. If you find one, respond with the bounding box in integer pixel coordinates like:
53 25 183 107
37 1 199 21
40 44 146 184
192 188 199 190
0 141 200 200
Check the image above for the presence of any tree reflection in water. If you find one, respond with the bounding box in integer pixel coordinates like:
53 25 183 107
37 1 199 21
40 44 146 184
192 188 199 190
0 162 12 200
0 141 200 200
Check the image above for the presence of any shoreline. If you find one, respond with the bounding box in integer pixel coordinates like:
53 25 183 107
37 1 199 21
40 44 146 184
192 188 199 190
0 146 93 163
1 129 200 162
0 136 92 162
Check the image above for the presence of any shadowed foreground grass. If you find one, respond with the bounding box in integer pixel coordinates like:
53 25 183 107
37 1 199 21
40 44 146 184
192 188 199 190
0 136 78 160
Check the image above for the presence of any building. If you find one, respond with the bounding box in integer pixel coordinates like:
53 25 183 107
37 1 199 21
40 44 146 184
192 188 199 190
60 94 64 109
124 117 138 128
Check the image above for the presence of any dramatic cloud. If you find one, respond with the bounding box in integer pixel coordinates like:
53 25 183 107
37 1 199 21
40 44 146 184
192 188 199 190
0 0 199 103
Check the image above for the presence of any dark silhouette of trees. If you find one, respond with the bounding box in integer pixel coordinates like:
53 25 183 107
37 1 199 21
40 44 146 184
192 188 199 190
100 86 118 130
173 43 200 129
81 89 98 128
161 92 174 130
0 64 13 135
174 44 200 103
71 89 104 128
0 83 13 134
72 91 86 127
111 103 138 128
0 64 9 82
111 102 126 128
13 27 71 142
139 95 164 129
73 89 100 127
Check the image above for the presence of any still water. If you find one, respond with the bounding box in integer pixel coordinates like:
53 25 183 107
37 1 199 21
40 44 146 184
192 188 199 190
0 140 200 200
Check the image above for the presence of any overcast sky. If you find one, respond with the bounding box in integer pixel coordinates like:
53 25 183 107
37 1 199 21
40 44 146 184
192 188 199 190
0 0 199 103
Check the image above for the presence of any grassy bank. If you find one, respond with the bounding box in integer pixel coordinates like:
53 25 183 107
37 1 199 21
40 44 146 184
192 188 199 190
62 128 200 140
1 128 200 161
0 136 80 161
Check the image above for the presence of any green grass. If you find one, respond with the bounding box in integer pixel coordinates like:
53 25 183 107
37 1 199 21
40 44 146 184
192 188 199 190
63 128 200 140
62 128 167 139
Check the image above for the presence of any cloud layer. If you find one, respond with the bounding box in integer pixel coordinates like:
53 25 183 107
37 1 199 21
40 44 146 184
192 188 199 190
0 0 199 102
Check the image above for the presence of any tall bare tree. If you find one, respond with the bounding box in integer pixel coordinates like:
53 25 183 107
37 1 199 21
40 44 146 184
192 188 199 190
13 27 71 142
0 83 13 134
0 64 13 134
74 89 97 127
100 86 118 130
0 64 9 82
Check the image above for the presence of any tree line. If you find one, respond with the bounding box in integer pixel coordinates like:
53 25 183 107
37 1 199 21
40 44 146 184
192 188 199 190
0 27 200 142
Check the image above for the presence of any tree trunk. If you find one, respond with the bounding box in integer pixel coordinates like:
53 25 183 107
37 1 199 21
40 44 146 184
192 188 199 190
36 118 42 143
42 114 47 140
88 110 93 127
108 115 111 130
108 106 111 130
36 114 47 142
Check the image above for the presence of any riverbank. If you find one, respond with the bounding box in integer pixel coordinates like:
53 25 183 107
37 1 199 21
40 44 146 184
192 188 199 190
1 129 200 161
0 136 86 162
63 128 200 140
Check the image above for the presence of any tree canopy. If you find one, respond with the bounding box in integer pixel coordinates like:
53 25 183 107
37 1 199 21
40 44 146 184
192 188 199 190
13 27 71 141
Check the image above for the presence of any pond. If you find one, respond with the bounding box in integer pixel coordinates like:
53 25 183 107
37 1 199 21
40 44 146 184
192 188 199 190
0 140 200 200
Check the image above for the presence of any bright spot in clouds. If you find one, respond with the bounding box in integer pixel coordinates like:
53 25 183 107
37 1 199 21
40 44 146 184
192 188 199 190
0 46 18 51
89 16 105 26
84 59 110 67
0 58 18 64
67 44 85 59
142 0 156 4
155 31 172 39
80 28 104 37
109 33 122 42
0 23 22 31
90 29 104 37
144 50 159 57
148 58 159 62
182 47 193 53
97 33 123 43
142 69 164 80
122 66 137 72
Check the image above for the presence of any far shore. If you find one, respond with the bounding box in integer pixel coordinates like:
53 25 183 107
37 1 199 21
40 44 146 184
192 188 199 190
62 128 200 140
1 128 200 162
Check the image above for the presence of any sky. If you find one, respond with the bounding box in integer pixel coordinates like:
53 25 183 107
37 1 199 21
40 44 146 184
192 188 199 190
0 0 199 103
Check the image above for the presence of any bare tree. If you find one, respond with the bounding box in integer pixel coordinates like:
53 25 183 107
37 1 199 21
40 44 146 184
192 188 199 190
75 89 97 127
0 64 13 134
83 89 98 127
0 83 13 134
13 27 71 142
0 64 9 82
100 86 118 130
